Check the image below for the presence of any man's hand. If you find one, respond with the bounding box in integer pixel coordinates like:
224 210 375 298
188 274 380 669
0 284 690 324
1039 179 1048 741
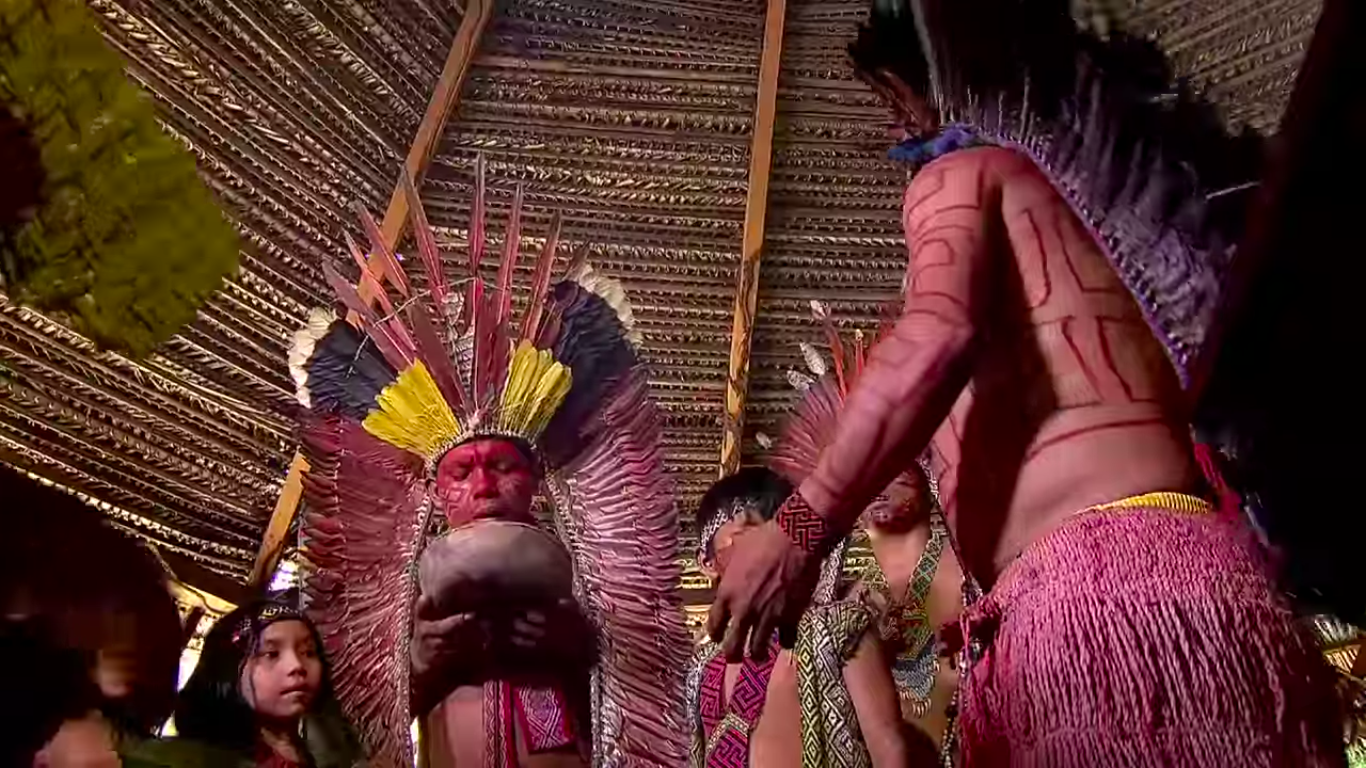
507 598 597 670
707 519 821 662
411 595 490 695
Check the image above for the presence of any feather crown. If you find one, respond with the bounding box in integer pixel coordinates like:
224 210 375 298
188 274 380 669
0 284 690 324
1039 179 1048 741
767 300 907 487
291 155 640 470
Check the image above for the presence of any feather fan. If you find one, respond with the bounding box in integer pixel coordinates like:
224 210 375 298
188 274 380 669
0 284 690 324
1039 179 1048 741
300 414 429 768
556 367 690 765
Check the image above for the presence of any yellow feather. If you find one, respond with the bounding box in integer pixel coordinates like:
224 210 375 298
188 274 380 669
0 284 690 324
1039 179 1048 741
363 362 462 459
498 341 572 441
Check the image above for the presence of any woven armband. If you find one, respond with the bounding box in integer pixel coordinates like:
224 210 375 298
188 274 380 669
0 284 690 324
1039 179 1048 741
774 492 836 556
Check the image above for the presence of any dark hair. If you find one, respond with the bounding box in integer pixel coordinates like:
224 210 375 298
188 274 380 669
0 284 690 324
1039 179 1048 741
174 596 354 763
696 467 794 562
850 0 1081 123
0 620 100 766
0 466 181 734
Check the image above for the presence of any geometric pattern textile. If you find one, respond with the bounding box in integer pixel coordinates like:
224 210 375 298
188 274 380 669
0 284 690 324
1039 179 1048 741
688 599 876 768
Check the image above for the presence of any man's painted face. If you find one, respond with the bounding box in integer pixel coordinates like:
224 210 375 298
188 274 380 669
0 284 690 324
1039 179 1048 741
861 468 931 534
435 439 539 528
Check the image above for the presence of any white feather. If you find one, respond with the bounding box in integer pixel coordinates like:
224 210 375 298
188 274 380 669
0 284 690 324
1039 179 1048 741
569 261 643 349
288 308 336 408
786 369 816 392
799 342 826 377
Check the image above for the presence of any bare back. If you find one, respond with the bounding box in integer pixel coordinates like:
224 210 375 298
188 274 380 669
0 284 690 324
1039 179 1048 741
908 147 1199 583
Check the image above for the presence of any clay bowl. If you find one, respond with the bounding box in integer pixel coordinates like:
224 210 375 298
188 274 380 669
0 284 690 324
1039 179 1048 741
418 520 573 616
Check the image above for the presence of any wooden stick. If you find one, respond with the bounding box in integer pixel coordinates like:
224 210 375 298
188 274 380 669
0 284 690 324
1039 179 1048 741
250 0 495 591
719 0 787 477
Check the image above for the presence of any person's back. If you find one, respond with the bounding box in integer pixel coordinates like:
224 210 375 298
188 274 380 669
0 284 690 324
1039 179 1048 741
911 145 1200 582
704 2 1345 764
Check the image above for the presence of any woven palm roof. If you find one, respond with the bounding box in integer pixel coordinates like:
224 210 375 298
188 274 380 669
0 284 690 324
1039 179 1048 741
0 0 1321 595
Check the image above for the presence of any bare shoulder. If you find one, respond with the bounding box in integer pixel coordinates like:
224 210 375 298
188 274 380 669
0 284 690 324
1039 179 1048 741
913 145 1032 182
904 146 1036 228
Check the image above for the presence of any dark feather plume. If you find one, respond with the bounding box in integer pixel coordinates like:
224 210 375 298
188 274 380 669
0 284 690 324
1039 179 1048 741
539 282 637 467
304 322 398 420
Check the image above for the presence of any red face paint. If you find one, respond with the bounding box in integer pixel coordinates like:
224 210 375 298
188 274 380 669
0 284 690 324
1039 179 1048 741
434 439 538 528
861 469 930 534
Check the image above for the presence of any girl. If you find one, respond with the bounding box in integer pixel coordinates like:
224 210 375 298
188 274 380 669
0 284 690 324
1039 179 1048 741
126 598 363 768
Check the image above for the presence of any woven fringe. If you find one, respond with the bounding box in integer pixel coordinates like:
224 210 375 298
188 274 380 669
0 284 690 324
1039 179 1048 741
960 508 1344 768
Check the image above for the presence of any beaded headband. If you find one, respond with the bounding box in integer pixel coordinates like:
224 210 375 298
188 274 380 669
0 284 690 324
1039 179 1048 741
696 498 766 568
231 602 305 650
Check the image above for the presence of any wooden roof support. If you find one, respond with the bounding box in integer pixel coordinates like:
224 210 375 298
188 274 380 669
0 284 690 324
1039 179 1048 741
366 0 495 296
248 0 495 591
719 0 787 477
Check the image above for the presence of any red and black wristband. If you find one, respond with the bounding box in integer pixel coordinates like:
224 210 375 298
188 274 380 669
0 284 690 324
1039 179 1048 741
774 492 836 557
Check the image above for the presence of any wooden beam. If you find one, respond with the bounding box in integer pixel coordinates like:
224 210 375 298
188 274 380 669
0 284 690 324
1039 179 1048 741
364 0 495 299
249 452 308 589
249 1 495 591
719 0 787 477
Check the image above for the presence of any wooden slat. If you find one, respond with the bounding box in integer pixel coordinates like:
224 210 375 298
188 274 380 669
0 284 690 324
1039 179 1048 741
248 452 308 589
719 0 787 477
249 0 495 591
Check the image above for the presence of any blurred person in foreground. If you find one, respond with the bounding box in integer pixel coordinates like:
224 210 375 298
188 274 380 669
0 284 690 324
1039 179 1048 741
126 599 363 768
0 466 182 766
687 467 907 768
707 0 1342 764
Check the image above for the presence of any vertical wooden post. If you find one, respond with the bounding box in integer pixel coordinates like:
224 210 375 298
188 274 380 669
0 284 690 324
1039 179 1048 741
364 0 495 300
719 0 787 477
248 0 495 591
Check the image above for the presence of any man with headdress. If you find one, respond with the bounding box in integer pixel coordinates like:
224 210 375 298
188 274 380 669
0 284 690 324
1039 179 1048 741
767 304 966 758
707 1 1343 765
687 467 907 768
288 158 690 767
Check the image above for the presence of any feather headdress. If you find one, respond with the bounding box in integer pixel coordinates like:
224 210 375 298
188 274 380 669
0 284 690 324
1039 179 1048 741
290 156 689 766
769 300 888 486
851 0 1262 386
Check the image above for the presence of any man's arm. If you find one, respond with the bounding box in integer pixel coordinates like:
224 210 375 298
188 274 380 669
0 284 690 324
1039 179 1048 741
800 150 998 536
709 150 1000 662
843 632 909 768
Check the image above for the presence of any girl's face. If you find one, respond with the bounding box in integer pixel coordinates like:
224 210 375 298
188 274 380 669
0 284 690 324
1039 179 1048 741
240 620 322 723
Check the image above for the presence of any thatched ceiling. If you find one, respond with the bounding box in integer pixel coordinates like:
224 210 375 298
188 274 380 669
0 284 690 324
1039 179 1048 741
0 0 1321 592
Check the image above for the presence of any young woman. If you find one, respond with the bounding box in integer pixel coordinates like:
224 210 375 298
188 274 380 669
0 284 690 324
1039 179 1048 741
126 598 363 768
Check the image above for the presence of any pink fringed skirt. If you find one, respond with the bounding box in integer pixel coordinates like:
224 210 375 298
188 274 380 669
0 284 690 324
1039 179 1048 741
957 503 1344 767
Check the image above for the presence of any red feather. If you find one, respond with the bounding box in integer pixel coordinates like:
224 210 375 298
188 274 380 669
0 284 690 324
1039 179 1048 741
356 204 411 298
322 262 411 372
401 169 449 306
406 300 466 413
300 414 428 767
519 212 562 344
495 182 524 329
